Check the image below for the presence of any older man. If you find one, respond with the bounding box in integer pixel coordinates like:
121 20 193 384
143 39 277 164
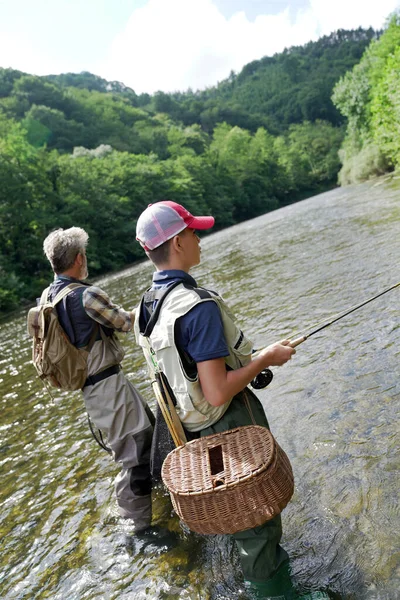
41 226 154 532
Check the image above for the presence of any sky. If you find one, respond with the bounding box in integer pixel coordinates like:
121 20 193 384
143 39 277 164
1 0 399 94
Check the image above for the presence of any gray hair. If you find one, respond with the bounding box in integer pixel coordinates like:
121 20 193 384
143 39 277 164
43 227 89 274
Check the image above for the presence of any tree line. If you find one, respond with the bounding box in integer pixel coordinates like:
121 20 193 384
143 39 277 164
0 19 399 312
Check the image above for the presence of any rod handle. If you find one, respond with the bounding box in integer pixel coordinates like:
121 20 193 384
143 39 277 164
289 335 307 348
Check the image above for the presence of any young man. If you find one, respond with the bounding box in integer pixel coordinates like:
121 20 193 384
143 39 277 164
41 227 154 532
134 201 310 599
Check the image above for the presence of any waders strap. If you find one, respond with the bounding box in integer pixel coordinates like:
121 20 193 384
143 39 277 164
87 414 112 454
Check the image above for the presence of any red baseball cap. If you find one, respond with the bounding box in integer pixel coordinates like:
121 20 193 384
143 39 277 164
136 201 215 251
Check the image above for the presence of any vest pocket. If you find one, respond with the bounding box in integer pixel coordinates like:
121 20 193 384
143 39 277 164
174 390 197 412
230 331 253 367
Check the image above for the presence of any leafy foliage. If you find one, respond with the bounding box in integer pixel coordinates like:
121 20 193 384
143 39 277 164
333 13 400 182
0 24 395 312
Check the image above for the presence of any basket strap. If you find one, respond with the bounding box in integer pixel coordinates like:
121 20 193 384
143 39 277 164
243 390 257 425
153 372 187 447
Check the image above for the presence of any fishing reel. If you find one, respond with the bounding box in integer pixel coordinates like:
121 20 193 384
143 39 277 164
250 368 274 389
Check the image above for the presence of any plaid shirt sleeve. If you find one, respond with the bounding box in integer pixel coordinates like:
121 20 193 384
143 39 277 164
82 285 134 332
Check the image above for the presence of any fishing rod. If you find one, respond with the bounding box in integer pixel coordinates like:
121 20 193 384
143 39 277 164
251 280 400 389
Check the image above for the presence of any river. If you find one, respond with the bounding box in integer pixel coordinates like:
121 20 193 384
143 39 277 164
1 175 399 599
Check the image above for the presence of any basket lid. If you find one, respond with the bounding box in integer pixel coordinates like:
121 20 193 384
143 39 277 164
162 425 277 494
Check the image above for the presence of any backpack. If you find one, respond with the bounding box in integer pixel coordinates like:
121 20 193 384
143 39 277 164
27 283 97 391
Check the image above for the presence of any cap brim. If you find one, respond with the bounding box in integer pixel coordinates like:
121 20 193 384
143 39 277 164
187 215 215 230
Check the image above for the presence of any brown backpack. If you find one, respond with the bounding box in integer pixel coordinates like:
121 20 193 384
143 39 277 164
27 283 97 391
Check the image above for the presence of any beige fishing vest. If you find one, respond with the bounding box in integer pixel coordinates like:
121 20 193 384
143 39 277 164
135 283 254 431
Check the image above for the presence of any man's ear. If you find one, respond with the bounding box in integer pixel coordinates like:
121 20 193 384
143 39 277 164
76 252 84 266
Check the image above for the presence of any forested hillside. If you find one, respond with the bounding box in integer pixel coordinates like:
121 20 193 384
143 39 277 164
149 28 378 134
0 28 376 152
333 15 400 183
0 24 396 312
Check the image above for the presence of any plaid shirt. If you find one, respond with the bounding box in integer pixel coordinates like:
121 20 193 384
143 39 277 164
82 285 134 332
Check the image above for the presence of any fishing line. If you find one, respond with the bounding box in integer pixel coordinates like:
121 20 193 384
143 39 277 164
251 279 400 389
289 279 400 347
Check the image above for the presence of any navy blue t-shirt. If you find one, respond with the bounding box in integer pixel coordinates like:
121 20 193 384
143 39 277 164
147 270 229 363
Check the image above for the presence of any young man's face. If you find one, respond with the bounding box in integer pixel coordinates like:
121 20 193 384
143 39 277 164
179 227 201 268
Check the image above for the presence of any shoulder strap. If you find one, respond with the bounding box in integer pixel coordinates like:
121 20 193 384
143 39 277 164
57 282 100 350
140 281 219 337
52 283 87 307
40 282 99 349
182 283 214 300
140 280 183 337
39 287 50 305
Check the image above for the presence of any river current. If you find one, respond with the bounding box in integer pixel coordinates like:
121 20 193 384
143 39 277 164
1 175 399 599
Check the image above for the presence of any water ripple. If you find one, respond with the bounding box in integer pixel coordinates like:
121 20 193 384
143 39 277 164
1 177 400 598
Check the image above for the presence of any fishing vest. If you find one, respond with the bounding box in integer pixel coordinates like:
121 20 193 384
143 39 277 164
135 282 254 431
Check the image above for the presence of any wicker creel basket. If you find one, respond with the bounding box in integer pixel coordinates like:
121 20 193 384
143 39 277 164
161 425 294 535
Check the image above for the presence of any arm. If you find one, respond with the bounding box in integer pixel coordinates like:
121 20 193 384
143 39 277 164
197 341 295 407
82 286 136 332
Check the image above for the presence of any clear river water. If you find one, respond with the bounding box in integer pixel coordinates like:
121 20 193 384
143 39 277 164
1 175 399 600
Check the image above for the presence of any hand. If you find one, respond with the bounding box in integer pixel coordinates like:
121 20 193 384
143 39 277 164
258 339 295 367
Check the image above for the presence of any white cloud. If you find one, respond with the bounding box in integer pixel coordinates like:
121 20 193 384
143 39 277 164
308 0 399 34
0 33 48 75
0 32 83 77
100 0 400 94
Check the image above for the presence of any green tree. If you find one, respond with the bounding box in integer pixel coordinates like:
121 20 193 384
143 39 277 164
22 104 85 150
0 125 57 308
13 75 67 113
333 13 400 182
209 123 281 221
275 121 343 193
370 47 400 167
